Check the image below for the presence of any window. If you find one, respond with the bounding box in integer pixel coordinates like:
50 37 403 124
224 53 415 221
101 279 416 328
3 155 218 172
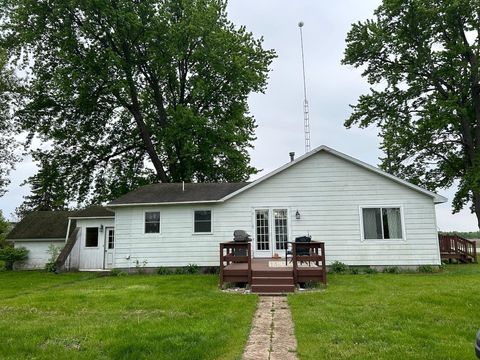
362 207 403 240
274 209 288 250
85 227 99 247
107 229 115 249
255 209 269 251
194 210 212 233
145 211 160 233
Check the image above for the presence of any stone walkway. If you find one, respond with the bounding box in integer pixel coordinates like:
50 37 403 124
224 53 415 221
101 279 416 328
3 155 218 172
243 296 298 360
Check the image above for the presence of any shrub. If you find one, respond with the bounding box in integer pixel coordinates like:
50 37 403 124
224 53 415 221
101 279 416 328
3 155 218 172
330 261 348 274
364 267 378 274
174 267 188 275
157 267 173 275
134 259 148 274
383 266 400 274
0 246 29 270
45 244 63 273
186 264 199 274
417 265 435 273
110 268 128 276
349 267 359 275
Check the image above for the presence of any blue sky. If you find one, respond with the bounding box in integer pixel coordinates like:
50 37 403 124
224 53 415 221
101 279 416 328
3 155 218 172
0 0 478 230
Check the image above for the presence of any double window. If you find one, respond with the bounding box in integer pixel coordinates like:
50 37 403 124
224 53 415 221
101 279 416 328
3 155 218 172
362 207 403 240
145 211 161 233
194 210 212 233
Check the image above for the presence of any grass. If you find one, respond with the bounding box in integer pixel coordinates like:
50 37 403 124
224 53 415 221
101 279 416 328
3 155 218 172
289 263 480 360
0 272 257 360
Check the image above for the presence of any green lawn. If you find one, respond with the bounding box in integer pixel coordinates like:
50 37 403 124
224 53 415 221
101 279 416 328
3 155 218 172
289 263 480 360
0 272 257 360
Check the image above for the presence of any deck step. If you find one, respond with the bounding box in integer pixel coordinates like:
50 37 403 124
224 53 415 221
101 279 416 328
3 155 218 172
252 277 294 285
252 270 293 278
251 284 295 293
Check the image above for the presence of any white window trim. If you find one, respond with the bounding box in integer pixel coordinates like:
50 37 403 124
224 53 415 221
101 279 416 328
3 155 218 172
192 209 213 235
84 227 100 249
144 210 161 235
359 205 406 243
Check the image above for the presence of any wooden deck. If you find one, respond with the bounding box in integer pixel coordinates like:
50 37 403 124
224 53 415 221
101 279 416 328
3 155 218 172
219 242 327 294
439 234 477 263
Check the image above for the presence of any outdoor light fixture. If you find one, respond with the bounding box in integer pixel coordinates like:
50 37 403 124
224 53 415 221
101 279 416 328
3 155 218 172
295 210 301 220
100 224 104 233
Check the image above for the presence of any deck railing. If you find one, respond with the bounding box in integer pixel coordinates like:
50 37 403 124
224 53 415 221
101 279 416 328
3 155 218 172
439 234 477 263
219 241 252 287
290 241 327 285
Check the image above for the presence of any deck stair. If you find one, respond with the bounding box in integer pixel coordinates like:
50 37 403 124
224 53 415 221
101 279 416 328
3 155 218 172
439 234 477 263
251 269 295 294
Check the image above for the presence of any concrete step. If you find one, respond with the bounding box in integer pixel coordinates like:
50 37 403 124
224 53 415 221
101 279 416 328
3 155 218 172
251 284 295 293
252 277 294 285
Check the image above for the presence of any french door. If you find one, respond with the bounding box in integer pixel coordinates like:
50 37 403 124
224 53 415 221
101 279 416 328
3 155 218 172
254 209 289 258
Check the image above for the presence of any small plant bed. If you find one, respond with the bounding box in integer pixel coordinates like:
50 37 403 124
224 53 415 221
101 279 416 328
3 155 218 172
0 271 257 359
289 263 480 359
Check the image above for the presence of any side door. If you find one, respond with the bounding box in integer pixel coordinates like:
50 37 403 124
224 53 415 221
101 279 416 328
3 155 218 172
104 227 115 269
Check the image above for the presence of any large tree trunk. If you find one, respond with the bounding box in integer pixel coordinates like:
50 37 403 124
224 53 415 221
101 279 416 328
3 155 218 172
473 192 480 230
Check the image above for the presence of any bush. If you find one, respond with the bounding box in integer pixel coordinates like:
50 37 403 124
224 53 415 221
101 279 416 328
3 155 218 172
383 266 400 274
186 264 199 274
0 246 29 270
364 267 378 274
174 267 188 275
349 267 360 275
157 267 173 275
45 244 63 273
330 261 348 274
417 265 435 273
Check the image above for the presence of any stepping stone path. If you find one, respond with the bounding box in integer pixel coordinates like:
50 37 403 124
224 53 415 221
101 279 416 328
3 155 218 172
243 296 298 360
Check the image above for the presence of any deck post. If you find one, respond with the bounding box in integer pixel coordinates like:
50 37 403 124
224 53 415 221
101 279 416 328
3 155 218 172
292 243 298 285
247 243 252 285
474 241 477 263
219 243 224 288
321 242 327 285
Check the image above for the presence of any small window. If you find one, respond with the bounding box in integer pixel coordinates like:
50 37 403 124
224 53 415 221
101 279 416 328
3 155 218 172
194 210 212 233
85 227 99 247
362 207 403 240
145 211 160 233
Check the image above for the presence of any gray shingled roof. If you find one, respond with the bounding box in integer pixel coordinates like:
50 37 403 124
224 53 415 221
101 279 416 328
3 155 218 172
7 211 73 240
7 206 114 240
108 182 249 206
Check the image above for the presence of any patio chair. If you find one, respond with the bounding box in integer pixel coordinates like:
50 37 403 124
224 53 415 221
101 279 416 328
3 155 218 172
285 236 311 265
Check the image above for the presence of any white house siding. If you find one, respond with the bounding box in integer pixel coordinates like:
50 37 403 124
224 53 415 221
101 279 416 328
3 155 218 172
68 218 115 270
113 151 441 268
13 239 65 270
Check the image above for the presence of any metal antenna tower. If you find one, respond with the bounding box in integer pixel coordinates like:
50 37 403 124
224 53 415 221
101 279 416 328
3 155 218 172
298 21 311 153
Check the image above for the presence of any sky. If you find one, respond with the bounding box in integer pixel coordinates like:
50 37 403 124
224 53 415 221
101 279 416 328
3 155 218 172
0 0 478 231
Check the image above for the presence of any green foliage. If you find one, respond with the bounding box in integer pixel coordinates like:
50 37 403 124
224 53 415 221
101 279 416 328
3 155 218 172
289 263 480 359
440 231 480 239
417 265 438 273
157 267 173 275
1 0 276 205
0 210 11 246
134 259 148 274
110 268 128 277
382 266 400 274
349 267 360 275
343 0 480 229
0 246 28 270
330 261 349 274
0 272 257 359
186 263 200 274
174 267 188 275
364 267 378 274
45 244 63 273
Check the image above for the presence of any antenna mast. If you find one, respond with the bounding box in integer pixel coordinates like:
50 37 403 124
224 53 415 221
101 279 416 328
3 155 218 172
298 21 311 153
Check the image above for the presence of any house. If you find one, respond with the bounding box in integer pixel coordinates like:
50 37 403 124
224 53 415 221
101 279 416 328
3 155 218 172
9 145 447 271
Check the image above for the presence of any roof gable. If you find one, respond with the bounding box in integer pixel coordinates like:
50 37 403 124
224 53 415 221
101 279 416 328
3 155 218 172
221 145 447 204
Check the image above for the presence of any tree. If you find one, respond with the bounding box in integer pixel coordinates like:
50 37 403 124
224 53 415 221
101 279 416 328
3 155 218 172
0 210 11 247
1 0 275 204
0 246 28 270
0 47 20 197
343 0 480 229
14 153 69 219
